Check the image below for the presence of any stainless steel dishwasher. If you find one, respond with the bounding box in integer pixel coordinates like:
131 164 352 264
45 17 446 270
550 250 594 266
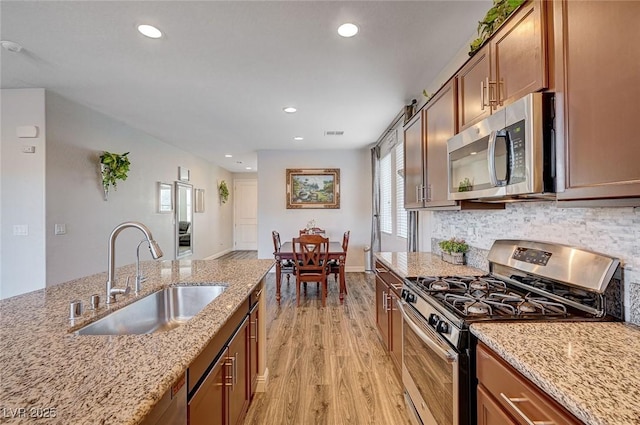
140 372 187 425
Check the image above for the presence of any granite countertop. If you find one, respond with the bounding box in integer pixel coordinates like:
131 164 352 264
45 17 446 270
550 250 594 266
0 258 274 425
374 251 485 278
471 322 640 425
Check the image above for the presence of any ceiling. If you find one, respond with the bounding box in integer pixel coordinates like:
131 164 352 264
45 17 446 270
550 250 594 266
1 1 491 173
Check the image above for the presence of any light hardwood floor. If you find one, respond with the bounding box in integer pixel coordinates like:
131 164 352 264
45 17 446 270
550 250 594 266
236 257 412 425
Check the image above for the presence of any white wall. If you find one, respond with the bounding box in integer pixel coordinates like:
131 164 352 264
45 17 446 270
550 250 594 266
45 92 233 285
257 149 371 270
0 89 47 299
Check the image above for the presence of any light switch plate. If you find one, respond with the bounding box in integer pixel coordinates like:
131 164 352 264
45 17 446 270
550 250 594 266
54 224 67 235
22 146 36 154
13 225 28 236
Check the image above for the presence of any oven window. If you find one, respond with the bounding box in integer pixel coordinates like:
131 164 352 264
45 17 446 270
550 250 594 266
403 313 458 425
449 136 492 193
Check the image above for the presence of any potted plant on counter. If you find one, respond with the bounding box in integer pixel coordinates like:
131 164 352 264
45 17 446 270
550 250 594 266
438 237 469 265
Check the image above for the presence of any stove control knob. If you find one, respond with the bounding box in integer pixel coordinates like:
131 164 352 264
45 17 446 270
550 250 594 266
428 314 440 327
406 292 416 303
436 321 449 334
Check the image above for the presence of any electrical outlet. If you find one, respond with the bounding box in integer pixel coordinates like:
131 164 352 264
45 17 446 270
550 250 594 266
13 225 28 236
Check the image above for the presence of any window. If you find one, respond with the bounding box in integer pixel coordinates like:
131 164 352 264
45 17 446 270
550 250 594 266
380 154 392 234
379 137 407 239
395 142 407 238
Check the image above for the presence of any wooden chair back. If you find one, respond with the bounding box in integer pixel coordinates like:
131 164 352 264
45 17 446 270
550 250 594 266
292 234 330 306
272 230 282 252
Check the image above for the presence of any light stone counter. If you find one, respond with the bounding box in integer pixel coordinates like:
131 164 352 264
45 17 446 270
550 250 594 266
374 251 485 278
0 258 274 425
471 322 640 425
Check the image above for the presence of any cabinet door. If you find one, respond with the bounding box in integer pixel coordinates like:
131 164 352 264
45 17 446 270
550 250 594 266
228 320 249 425
491 0 547 108
375 274 390 350
477 385 518 425
403 111 426 208
555 0 640 200
457 45 491 131
425 79 458 208
389 291 402 372
248 304 259 400
188 351 227 425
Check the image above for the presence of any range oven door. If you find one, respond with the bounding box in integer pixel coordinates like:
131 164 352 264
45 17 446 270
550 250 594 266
399 300 459 425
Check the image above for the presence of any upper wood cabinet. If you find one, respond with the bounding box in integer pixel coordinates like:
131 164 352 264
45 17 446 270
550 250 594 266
457 0 548 131
554 0 640 201
403 110 426 209
425 80 458 208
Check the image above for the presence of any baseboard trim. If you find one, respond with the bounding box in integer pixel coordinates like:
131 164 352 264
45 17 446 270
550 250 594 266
256 367 269 392
202 248 232 260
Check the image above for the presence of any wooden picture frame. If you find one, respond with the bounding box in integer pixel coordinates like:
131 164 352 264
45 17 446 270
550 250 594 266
286 168 340 209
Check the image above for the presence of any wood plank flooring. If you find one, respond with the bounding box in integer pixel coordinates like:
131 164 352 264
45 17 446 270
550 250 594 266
231 253 411 425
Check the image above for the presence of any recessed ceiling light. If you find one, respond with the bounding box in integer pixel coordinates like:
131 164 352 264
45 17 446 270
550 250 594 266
338 23 358 38
293 137 304 141
283 107 297 114
245 167 252 170
225 154 233 158
137 24 163 39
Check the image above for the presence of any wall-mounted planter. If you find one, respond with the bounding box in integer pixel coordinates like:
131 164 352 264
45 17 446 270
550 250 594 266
100 151 130 200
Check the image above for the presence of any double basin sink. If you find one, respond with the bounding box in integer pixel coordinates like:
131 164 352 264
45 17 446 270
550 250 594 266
76 285 227 335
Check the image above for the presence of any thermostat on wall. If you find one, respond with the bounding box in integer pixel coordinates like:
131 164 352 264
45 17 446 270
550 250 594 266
16 125 39 138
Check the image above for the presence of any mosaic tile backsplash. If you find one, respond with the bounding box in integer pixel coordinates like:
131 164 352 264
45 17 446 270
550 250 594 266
430 202 640 324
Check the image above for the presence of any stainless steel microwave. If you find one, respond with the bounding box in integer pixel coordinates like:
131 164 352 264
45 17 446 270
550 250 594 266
447 93 556 201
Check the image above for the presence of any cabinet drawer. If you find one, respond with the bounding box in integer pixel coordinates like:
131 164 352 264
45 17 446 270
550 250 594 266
374 260 403 295
476 342 581 425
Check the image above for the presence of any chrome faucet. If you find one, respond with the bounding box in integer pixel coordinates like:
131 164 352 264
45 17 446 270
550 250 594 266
135 239 149 295
106 222 163 304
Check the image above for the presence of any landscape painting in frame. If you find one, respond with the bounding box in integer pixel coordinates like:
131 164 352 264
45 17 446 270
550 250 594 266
286 168 340 209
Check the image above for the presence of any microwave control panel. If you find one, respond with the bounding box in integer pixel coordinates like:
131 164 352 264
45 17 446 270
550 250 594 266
507 119 526 183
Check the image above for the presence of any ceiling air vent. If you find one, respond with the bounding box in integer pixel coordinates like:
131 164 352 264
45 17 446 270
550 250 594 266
324 130 344 136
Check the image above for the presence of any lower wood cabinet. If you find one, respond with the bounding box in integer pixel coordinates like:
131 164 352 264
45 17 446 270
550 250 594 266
476 342 581 425
189 317 249 425
248 298 259 400
374 260 403 372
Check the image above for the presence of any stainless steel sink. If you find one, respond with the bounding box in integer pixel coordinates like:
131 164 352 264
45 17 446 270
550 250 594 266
76 285 227 335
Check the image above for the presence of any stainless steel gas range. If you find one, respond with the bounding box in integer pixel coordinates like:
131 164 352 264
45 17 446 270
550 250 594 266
398 239 622 425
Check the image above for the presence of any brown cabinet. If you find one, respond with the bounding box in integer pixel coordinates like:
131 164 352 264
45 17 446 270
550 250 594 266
457 0 548 131
425 79 458 208
248 303 259 400
374 260 403 371
403 110 426 209
553 0 640 201
476 342 582 425
189 318 248 425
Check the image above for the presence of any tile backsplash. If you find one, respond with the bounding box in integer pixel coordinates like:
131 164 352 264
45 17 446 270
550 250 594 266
430 201 640 324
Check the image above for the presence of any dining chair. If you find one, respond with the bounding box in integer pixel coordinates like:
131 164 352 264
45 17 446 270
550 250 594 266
291 234 330 307
328 230 350 290
272 230 295 284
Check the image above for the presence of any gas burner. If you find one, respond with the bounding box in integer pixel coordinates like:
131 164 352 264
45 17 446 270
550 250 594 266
469 280 488 291
518 302 537 313
466 301 491 315
416 277 468 292
430 280 450 291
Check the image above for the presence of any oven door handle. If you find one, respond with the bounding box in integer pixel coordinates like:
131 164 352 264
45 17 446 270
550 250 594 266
397 300 458 363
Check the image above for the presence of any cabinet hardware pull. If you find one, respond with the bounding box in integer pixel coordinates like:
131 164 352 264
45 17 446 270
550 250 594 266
233 353 238 388
498 79 505 106
382 290 387 311
481 79 486 110
426 184 432 202
250 320 257 340
499 393 556 425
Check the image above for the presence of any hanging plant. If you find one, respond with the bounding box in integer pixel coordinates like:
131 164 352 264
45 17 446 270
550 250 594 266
219 180 229 204
469 0 525 56
99 151 130 200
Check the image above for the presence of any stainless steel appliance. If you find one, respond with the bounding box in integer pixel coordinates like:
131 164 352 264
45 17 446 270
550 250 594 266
447 93 556 201
398 240 622 425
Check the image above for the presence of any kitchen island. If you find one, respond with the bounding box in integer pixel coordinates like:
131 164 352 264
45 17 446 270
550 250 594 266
472 322 640 425
0 258 274 424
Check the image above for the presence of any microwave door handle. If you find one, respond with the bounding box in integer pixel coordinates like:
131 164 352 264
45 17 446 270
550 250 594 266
488 130 498 187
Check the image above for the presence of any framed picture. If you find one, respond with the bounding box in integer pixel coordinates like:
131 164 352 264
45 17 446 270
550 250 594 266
194 189 205 213
157 182 173 213
178 166 190 181
286 168 340 209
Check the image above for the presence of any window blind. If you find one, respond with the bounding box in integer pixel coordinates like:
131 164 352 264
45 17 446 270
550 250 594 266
395 142 407 238
380 153 392 234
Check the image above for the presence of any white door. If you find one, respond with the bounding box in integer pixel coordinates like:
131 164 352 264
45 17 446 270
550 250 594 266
234 179 258 250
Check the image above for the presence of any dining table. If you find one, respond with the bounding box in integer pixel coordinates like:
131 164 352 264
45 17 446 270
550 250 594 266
274 241 347 304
